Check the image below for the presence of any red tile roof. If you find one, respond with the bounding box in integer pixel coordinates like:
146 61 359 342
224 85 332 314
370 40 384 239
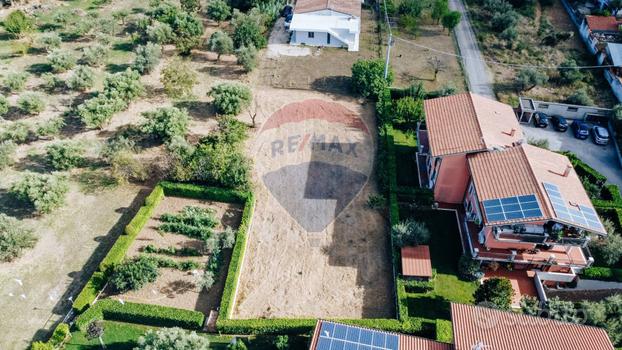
451 303 615 350
401 246 433 278
424 93 523 157
585 15 622 32
294 0 362 17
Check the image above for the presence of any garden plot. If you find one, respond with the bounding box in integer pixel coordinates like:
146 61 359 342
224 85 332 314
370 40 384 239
103 196 243 313
232 87 394 319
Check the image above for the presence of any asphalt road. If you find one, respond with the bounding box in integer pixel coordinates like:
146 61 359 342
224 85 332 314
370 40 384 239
449 0 496 98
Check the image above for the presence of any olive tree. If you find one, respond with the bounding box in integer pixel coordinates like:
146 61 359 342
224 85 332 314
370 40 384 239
0 213 37 262
82 44 110 67
236 45 257 72
0 141 17 170
46 140 86 170
208 82 252 115
47 49 77 73
135 328 210 350
37 32 62 52
141 107 190 142
231 9 267 49
0 95 8 117
441 11 461 34
3 72 29 93
10 173 69 214
17 93 45 115
160 58 197 98
67 66 95 91
206 0 232 23
132 43 162 74
208 31 234 60
351 59 393 99
516 68 548 91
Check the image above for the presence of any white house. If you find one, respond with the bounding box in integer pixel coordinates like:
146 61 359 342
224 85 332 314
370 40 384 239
289 0 362 52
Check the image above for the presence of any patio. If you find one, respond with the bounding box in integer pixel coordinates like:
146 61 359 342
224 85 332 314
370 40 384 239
484 269 538 307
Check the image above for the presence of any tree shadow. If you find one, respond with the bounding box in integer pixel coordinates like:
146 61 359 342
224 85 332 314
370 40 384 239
1 106 29 121
199 64 244 80
12 153 50 173
161 280 196 297
310 75 352 95
112 41 134 52
26 63 53 75
174 100 216 120
105 63 130 73
0 188 34 219
39 23 62 32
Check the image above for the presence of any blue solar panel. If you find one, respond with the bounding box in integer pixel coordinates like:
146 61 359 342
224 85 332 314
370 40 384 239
482 194 543 222
317 322 400 350
543 182 605 233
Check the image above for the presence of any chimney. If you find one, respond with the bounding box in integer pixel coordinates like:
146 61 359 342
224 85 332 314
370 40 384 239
502 128 516 136
563 165 572 177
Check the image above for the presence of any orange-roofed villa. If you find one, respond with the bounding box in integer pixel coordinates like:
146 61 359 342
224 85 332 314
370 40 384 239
417 93 607 297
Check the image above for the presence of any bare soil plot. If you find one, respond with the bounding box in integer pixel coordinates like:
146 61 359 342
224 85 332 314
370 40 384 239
103 196 242 313
232 87 394 319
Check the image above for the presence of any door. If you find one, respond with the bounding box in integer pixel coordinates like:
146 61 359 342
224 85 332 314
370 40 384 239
327 33 331 44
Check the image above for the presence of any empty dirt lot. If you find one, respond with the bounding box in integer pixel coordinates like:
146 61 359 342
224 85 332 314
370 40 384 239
232 88 394 319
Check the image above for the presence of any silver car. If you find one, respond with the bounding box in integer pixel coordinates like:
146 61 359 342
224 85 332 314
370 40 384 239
592 126 610 145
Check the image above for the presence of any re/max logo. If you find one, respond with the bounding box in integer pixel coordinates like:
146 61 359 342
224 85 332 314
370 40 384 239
270 134 359 158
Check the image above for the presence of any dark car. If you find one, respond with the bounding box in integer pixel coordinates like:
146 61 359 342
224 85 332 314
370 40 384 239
533 112 549 128
281 5 293 17
550 115 568 132
571 121 589 140
592 125 610 145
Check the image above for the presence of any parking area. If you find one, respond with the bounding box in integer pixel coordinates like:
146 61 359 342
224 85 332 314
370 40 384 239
521 123 622 188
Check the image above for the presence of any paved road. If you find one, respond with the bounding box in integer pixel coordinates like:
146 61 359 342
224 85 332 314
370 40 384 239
449 0 496 98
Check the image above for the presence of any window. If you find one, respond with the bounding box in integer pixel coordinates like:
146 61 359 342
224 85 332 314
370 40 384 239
567 107 578 112
308 32 315 38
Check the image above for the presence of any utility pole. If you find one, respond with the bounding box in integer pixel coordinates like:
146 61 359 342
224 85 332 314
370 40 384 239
384 32 393 80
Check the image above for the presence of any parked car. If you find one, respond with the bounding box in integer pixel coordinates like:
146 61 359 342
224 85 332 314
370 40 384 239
571 121 589 140
592 125 610 145
281 5 293 17
550 115 568 132
533 112 549 128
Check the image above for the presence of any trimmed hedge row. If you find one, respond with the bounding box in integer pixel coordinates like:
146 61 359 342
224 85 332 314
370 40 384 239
385 126 399 224
583 267 622 282
72 272 106 314
160 181 247 204
75 299 205 331
435 319 453 343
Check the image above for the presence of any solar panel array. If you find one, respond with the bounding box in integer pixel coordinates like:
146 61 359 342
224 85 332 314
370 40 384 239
482 194 543 222
543 182 605 233
315 321 399 350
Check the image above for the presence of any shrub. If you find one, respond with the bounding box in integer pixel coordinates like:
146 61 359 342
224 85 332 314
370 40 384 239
110 256 160 292
4 72 29 93
49 323 70 346
132 43 162 74
196 270 216 291
583 266 622 282
17 93 45 115
391 219 431 246
208 82 252 115
0 213 37 262
517 68 548 91
221 226 236 249
10 173 69 214
103 68 144 102
0 141 16 169
136 327 210 350
236 45 257 72
30 342 53 350
147 22 175 44
109 150 147 184
82 44 110 67
161 58 197 98
208 30 234 60
159 206 218 239
47 50 77 73
394 96 423 124
0 121 31 143
591 234 622 266
435 319 453 343
46 140 85 170
474 277 514 310
560 57 583 85
181 0 201 12
0 95 8 117
3 10 34 37
77 95 126 129
37 32 62 52
67 66 95 91
441 11 461 33
567 88 594 106
351 59 393 99
491 11 518 32
231 9 267 49
141 107 190 142
273 335 289 350
458 254 483 281
41 73 64 91
207 0 232 23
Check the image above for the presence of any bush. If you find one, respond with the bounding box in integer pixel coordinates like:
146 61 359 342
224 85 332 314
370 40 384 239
159 206 218 239
82 44 110 67
435 319 453 343
583 266 622 282
47 49 77 73
0 121 31 143
141 106 190 142
77 95 126 129
567 88 594 106
41 73 64 91
473 277 514 310
136 327 210 349
0 213 37 262
49 323 70 347
560 58 583 85
591 234 622 267
458 254 483 281
110 256 160 292
0 95 8 117
208 82 252 115
516 68 548 91
0 141 16 169
37 32 62 52
146 22 175 44
30 342 53 350
17 93 45 115
46 140 85 170
394 96 424 124
4 72 29 92
67 65 95 91
161 58 197 98
208 30 234 60
3 10 34 37
351 59 393 99
391 219 430 247
441 11 461 33
491 11 518 32
103 68 144 102
231 9 267 49
236 45 257 72
10 173 69 214
196 270 216 291
132 43 162 74
109 150 147 184
206 0 232 23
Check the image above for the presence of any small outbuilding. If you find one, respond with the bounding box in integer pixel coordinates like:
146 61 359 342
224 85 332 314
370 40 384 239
400 245 433 280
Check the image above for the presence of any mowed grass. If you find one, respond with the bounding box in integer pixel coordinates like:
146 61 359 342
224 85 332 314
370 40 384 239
65 321 309 350
399 209 478 320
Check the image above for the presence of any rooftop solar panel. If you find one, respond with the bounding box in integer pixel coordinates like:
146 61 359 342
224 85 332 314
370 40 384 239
542 182 605 233
317 322 400 350
482 194 543 223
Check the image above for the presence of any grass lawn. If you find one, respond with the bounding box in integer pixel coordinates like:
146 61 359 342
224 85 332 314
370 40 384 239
392 129 417 148
399 208 478 320
65 321 308 350
393 129 419 188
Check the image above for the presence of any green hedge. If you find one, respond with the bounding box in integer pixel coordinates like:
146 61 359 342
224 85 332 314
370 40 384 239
160 181 247 204
435 319 453 343
75 299 205 331
72 272 106 313
385 126 399 225
583 267 622 282
601 184 622 203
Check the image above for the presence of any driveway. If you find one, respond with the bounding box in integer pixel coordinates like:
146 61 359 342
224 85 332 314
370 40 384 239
521 124 622 188
449 0 495 98
266 18 311 59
